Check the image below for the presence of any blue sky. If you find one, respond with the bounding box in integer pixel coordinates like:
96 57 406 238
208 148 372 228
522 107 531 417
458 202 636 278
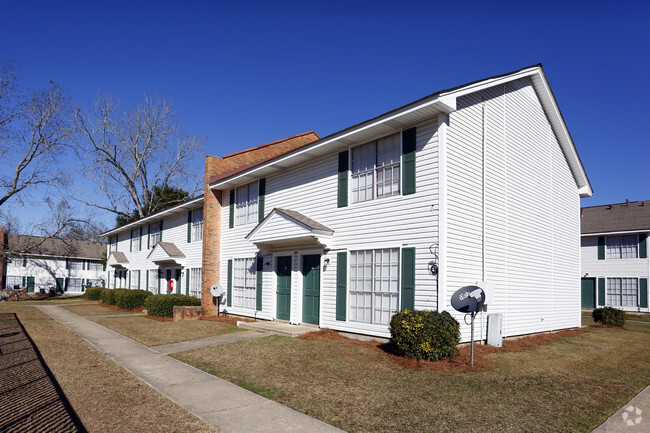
2 0 649 230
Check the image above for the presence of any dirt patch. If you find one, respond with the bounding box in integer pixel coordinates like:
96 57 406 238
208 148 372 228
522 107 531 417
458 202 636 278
301 328 587 372
145 315 174 322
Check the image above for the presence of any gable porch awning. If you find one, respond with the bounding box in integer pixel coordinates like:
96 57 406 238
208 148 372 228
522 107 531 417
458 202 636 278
107 251 129 269
246 208 334 251
147 242 186 266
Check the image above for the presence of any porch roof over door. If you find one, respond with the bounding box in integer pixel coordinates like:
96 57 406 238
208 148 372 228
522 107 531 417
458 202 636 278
246 208 334 251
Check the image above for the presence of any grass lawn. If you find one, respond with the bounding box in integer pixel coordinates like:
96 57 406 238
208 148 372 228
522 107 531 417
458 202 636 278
61 302 144 316
173 314 650 433
0 294 87 306
90 315 243 347
2 306 216 433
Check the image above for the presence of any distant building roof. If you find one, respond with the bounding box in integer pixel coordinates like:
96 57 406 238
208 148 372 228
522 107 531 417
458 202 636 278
581 200 650 234
7 234 105 259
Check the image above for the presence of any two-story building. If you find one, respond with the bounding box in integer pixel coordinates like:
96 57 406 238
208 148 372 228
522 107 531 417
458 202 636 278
580 200 649 312
199 64 592 341
103 197 205 297
1 227 105 293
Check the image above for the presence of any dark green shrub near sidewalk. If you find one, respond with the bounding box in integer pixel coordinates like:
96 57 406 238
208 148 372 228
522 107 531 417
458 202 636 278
100 288 118 305
85 287 104 300
116 289 152 310
389 310 460 361
592 307 626 327
144 294 201 318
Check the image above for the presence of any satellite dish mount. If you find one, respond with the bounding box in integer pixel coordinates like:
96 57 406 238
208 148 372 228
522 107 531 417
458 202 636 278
210 284 226 316
450 285 486 366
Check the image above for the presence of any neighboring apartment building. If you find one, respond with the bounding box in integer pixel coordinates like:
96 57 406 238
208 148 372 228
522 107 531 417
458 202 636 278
580 200 649 312
103 197 205 297
0 226 105 293
200 64 592 341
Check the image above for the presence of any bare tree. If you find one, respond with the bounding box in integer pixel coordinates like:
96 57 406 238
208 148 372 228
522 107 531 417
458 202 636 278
76 93 205 224
0 60 75 208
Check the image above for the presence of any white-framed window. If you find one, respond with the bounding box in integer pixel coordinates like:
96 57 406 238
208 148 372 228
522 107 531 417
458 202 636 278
131 228 142 252
149 269 159 294
67 278 82 292
89 261 103 272
233 258 256 308
69 259 82 270
349 248 400 325
606 235 638 259
150 224 161 247
6 276 22 288
115 270 127 288
607 277 638 307
109 235 117 252
192 209 204 241
235 182 258 226
351 133 401 203
131 270 141 290
190 268 202 298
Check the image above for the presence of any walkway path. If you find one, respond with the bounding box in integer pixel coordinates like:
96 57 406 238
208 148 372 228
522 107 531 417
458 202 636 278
592 385 650 432
37 305 344 433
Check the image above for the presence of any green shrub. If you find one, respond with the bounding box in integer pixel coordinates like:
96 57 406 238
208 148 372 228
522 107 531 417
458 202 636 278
115 289 152 310
85 287 104 300
389 310 460 361
100 288 121 305
144 294 201 318
592 307 625 327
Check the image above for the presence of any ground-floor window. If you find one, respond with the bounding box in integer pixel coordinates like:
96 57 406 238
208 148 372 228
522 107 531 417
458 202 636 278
67 278 82 292
190 268 202 298
607 277 638 307
349 248 400 325
114 270 127 288
233 258 256 309
131 270 141 290
6 275 22 288
149 269 159 294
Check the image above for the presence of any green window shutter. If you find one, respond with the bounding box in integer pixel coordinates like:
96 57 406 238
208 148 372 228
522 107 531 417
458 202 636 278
113 272 116 289
130 230 133 252
336 252 347 321
147 225 151 249
229 189 235 228
138 270 141 290
139 229 142 250
176 269 181 294
128 271 131 289
22 276 26 287
187 210 192 243
640 278 648 308
597 237 605 260
65 278 69 291
256 257 263 311
401 248 416 311
159 221 163 242
66 258 69 269
598 278 606 306
22 257 26 267
146 271 149 291
337 151 349 208
186 271 190 296
103 262 106 271
157 270 161 292
258 178 266 223
639 234 647 259
227 259 233 307
402 127 417 195
82 278 85 288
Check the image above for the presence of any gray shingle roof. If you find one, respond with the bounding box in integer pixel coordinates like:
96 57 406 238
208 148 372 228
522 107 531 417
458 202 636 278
275 209 333 233
157 242 186 258
581 200 650 234
7 234 105 259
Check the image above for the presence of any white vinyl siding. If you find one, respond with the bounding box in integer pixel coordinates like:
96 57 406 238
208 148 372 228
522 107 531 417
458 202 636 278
190 268 202 298
233 258 256 309
351 133 401 203
69 259 82 270
192 208 204 241
607 277 638 307
349 248 399 325
236 182 258 226
606 235 638 259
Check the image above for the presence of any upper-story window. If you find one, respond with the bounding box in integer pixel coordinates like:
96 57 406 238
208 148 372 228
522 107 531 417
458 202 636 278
89 261 103 272
69 259 82 270
150 223 161 246
351 133 401 203
192 208 204 241
131 228 142 252
109 235 117 252
606 235 638 259
236 182 258 226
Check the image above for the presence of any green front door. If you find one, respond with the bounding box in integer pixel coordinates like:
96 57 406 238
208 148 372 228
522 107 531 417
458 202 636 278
276 256 292 321
302 255 321 325
56 278 64 294
581 278 596 308
26 277 35 293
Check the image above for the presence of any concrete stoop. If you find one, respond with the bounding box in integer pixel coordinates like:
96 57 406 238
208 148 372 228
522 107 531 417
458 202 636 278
237 320 318 337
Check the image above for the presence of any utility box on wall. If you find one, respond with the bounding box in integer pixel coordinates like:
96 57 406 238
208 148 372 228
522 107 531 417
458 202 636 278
487 313 503 347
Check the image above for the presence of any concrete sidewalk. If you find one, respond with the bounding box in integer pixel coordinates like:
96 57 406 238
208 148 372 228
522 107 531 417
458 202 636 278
37 305 344 433
592 385 650 432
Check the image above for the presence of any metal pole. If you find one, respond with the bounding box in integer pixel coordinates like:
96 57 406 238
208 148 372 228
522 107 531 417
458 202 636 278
471 312 475 366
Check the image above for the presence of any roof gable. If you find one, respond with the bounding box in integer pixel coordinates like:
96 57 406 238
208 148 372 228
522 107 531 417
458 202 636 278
246 208 333 250
147 241 186 266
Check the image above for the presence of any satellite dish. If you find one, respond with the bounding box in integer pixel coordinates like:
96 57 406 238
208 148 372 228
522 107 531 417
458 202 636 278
210 284 224 298
450 285 486 313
